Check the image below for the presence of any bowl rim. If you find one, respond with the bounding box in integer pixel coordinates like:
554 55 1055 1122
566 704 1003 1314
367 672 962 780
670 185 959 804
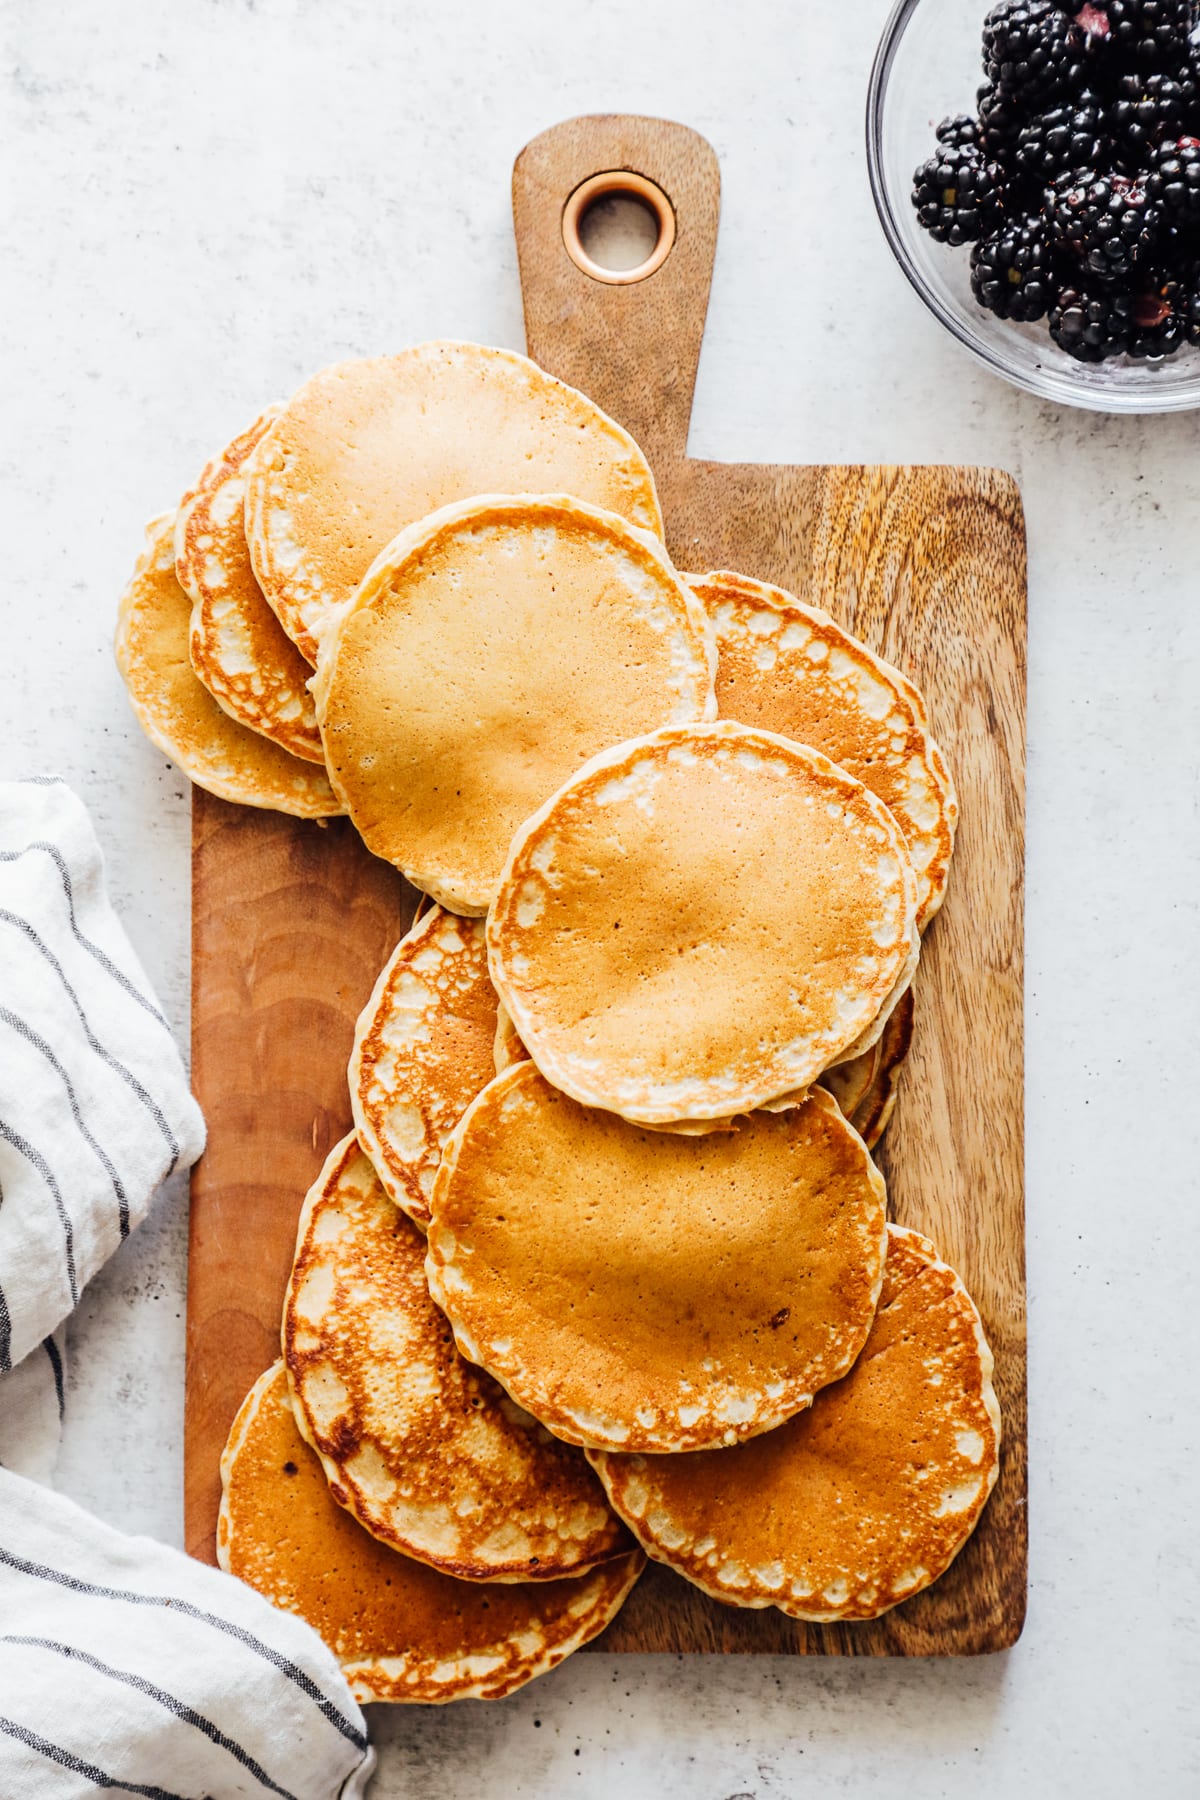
864 0 1200 414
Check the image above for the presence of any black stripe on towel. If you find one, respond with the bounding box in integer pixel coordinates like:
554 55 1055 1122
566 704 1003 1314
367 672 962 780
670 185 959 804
0 842 169 1029
0 1005 129 1236
0 1547 367 1752
2 1637 298 1800
42 1337 65 1420
0 1120 77 1305
0 907 180 1180
0 1712 191 1799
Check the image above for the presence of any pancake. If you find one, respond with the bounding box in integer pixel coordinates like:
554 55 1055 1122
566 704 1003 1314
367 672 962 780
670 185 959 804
283 1136 629 1582
590 950 914 1141
507 1005 796 1140
312 494 716 913
244 342 665 662
825 918 919 1070
537 1016 905 1141
590 1224 1000 1622
219 1363 643 1703
494 1003 751 1139
351 907 501 1229
175 406 325 762
848 985 914 1149
492 1000 528 1076
500 786 912 1140
820 1037 879 1120
426 1066 888 1454
487 722 918 1125
692 570 957 930
498 1001 775 1139
114 513 341 818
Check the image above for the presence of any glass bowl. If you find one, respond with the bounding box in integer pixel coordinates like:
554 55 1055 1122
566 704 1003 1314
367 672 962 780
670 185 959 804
866 0 1200 412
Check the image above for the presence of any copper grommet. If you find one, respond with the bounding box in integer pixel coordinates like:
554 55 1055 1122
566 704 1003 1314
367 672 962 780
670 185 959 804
561 171 676 286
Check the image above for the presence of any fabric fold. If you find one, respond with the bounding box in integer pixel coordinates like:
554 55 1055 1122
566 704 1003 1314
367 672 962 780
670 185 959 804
0 1465 376 1798
0 775 205 1476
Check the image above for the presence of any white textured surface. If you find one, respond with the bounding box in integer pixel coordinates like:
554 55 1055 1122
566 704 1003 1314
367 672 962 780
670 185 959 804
3 0 1198 1793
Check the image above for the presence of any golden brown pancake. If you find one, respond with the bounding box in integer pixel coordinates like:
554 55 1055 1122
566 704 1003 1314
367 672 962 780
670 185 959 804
175 406 325 762
650 989 917 1145
283 1136 629 1582
496 1003 754 1140
312 494 716 914
492 1000 529 1076
591 1224 1000 1621
487 722 918 1124
847 986 914 1149
693 570 957 930
819 1037 879 1120
244 342 665 662
426 1066 888 1453
351 907 501 1230
822 919 918 1077
219 1363 643 1703
114 513 340 817
498 1003 779 1140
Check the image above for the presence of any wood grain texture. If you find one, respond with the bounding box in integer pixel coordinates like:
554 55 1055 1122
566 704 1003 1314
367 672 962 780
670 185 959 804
186 112 1026 1657
184 799 416 1560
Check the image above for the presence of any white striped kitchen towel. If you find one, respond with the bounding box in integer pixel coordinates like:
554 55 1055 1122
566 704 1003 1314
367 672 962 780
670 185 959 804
0 775 206 1471
0 1464 376 1797
0 778 377 1795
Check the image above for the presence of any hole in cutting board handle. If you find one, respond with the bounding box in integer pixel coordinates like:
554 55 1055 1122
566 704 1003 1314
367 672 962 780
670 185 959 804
562 171 676 285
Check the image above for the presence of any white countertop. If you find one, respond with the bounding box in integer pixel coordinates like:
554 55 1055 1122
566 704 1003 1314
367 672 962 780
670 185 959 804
5 0 1199 1793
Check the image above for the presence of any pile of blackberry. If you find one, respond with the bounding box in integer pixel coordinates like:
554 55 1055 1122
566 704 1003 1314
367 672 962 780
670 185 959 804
911 1 1200 361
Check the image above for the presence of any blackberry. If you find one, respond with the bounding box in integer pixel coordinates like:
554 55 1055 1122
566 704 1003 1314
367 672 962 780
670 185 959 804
1147 132 1200 214
936 113 982 148
1049 281 1136 354
1127 267 1191 349
917 0 1200 366
1048 170 1161 276
912 144 1003 244
982 0 1084 108
1108 69 1198 157
1013 92 1111 180
1107 0 1197 70
970 218 1059 317
978 82 1026 156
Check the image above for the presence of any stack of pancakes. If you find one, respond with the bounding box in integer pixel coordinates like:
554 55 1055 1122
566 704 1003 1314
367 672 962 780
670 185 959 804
117 344 1000 1703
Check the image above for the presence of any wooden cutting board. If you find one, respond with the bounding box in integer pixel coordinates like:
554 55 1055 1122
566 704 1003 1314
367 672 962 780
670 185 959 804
186 114 1026 1657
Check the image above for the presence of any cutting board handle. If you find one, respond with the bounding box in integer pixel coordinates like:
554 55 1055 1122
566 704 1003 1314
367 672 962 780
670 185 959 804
512 114 720 470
